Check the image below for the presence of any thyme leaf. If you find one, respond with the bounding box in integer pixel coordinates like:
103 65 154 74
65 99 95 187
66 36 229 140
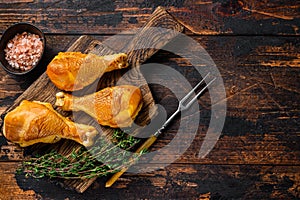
18 129 143 180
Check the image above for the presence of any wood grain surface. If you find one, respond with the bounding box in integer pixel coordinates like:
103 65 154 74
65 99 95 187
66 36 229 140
0 1 299 199
0 0 298 35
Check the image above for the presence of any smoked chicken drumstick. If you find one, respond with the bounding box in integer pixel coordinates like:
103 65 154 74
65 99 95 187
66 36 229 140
55 85 143 128
46 52 129 91
3 100 97 147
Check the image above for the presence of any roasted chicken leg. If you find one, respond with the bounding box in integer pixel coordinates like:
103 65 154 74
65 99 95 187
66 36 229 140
46 52 129 91
55 85 143 128
3 100 97 147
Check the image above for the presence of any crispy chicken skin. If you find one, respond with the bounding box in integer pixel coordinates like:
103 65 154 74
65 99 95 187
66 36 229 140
55 85 143 128
46 52 129 91
3 100 97 147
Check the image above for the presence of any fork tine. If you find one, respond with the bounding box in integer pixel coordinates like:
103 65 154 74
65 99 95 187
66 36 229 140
182 77 216 110
181 72 210 103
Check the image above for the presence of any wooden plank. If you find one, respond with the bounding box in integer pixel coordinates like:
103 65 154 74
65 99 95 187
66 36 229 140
0 162 299 199
172 0 300 35
0 0 298 35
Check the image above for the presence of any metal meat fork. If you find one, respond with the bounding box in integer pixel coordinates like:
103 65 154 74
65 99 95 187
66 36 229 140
105 73 216 187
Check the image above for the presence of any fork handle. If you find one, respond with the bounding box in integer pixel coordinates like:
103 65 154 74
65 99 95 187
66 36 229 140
135 135 157 153
105 135 157 187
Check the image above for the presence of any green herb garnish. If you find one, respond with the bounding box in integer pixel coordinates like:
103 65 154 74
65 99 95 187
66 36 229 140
17 129 142 179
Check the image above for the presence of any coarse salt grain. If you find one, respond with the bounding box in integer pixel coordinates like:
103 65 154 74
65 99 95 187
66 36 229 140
4 32 43 71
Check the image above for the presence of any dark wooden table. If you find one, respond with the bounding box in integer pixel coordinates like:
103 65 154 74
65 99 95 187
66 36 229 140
0 1 299 199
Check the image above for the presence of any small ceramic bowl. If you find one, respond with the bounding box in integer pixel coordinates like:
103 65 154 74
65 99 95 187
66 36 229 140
0 22 46 75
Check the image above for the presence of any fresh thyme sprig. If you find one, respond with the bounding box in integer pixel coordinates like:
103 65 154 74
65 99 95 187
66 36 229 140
17 129 142 179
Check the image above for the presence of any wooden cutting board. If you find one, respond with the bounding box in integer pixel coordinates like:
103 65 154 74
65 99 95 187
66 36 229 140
1 6 184 193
